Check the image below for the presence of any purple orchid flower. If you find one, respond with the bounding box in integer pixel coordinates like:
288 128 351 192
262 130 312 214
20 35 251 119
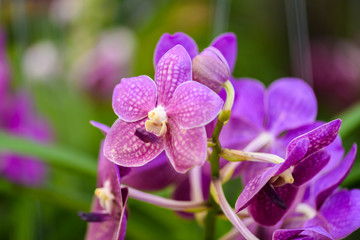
221 77 317 157
235 120 341 226
273 144 360 240
154 32 237 93
80 141 128 240
91 121 181 191
104 45 223 173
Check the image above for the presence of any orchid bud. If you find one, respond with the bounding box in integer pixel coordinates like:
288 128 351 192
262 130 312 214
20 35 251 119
192 46 230 93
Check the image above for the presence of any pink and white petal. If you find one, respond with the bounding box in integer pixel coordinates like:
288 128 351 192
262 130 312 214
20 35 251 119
154 32 199 66
231 78 266 131
104 118 164 167
164 119 207 173
112 76 157 122
320 189 360 239
210 33 237 72
166 81 223 129
267 78 317 136
287 119 341 158
155 45 192 106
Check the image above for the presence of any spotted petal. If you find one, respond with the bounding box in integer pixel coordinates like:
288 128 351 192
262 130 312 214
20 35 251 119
164 119 207 173
210 33 237 71
292 150 330 186
154 32 198 66
273 226 333 240
112 76 157 122
267 78 317 136
104 118 164 167
287 119 341 157
166 81 223 129
155 45 192 106
320 189 360 239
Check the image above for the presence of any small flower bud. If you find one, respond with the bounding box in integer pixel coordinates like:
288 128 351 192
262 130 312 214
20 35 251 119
192 47 230 93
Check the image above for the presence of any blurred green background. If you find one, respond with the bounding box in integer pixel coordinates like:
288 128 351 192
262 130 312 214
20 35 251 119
0 0 360 239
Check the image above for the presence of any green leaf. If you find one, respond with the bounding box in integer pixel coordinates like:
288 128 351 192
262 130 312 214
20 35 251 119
0 131 97 177
338 102 360 139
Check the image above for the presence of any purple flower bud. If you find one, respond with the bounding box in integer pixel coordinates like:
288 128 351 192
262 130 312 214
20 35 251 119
192 47 230 93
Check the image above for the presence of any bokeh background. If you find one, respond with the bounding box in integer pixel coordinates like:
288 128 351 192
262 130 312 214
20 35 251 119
0 0 360 239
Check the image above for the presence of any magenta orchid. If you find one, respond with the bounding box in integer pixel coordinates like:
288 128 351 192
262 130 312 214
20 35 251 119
235 120 341 226
104 45 223 173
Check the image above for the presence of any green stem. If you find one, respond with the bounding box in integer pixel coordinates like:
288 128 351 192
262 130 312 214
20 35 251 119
203 196 218 240
0 131 97 177
209 119 224 178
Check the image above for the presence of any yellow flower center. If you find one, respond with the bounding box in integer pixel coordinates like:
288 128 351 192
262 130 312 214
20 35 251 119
145 106 168 136
95 180 115 213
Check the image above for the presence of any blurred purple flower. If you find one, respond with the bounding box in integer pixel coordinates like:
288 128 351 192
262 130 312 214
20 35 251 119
154 32 237 93
80 142 128 240
0 93 52 186
0 32 52 186
311 40 360 111
73 28 136 98
235 120 341 226
221 78 318 157
104 45 223 173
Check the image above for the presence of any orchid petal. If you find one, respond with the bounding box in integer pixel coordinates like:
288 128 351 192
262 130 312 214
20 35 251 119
112 76 157 122
122 152 180 191
235 166 279 212
231 78 266 130
275 138 309 175
314 144 357 209
210 32 237 71
166 81 223 129
320 189 360 239
154 32 198 66
287 119 341 157
155 45 192 106
292 150 330 186
164 119 207 173
104 118 164 167
90 121 110 135
267 78 317 136
247 184 299 226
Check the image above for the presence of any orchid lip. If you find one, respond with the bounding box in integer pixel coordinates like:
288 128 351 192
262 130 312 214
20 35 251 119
263 183 287 210
135 128 161 143
78 211 112 222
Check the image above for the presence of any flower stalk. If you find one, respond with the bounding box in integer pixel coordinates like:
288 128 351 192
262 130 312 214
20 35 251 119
126 185 208 212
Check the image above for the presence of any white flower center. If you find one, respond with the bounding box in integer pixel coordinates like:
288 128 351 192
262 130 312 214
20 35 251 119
145 106 168 136
270 166 295 187
95 180 115 214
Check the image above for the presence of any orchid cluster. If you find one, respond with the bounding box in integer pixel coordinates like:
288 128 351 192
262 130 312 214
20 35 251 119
82 32 360 240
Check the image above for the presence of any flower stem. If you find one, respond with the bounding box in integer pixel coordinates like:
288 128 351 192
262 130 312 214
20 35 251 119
212 179 259 240
126 186 208 212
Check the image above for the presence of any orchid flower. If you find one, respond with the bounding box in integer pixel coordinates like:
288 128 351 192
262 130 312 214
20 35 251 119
80 141 128 240
235 120 341 226
154 32 237 93
104 45 223 173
